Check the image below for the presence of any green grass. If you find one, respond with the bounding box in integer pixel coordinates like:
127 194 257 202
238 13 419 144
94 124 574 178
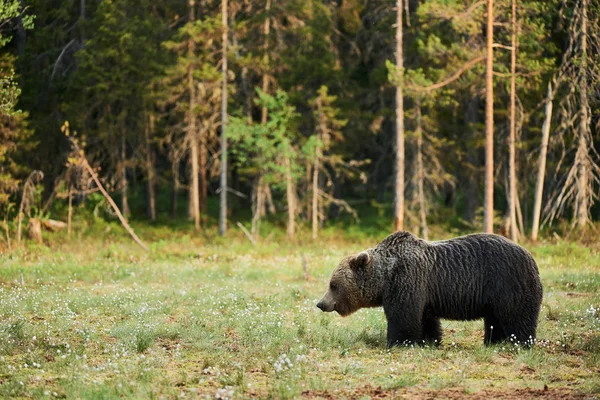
0 228 599 399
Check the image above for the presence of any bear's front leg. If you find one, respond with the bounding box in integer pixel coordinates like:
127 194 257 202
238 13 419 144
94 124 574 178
384 304 424 348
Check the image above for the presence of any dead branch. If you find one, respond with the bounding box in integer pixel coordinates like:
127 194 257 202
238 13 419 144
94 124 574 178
68 137 149 252
236 222 256 245
407 56 486 93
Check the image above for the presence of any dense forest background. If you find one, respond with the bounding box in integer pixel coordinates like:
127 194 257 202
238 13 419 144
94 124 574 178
1 0 599 243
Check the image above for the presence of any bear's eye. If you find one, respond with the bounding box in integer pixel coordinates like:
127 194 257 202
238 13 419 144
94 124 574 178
330 283 337 291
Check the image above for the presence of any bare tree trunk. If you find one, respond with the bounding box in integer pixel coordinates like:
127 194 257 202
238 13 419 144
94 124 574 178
188 0 200 231
264 185 276 214
285 156 296 238
172 162 179 217
306 161 312 222
219 0 228 236
416 99 428 240
313 95 325 240
576 0 590 229
120 134 130 218
189 140 200 231
199 130 208 219
312 141 320 240
145 114 156 221
261 0 271 126
394 0 405 232
531 82 554 241
483 0 494 233
508 0 517 241
251 176 264 238
67 185 73 239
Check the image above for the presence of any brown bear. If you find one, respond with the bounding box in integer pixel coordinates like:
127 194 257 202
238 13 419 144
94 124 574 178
316 231 543 348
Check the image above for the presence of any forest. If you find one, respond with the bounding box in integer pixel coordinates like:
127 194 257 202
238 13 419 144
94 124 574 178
0 0 599 242
1 1 600 399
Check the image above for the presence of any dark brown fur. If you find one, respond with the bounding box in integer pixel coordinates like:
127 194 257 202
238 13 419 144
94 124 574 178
317 231 543 348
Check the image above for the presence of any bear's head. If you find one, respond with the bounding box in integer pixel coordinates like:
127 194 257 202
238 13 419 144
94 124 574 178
316 251 374 317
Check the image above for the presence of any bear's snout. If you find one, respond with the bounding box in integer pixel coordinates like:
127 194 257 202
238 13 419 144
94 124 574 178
316 297 335 312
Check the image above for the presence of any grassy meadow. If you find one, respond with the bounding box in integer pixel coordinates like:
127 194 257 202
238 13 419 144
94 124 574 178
0 222 599 399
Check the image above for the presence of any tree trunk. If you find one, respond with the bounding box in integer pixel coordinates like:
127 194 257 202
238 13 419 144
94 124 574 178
483 0 494 233
261 0 271 126
508 0 517 241
285 156 296 238
27 218 43 244
306 161 312 222
199 128 208 219
531 82 554 241
415 99 428 240
188 0 200 231
576 0 590 229
219 0 228 236
145 114 157 221
312 140 320 240
313 94 325 240
251 176 264 238
172 162 179 217
394 0 405 232
121 134 130 218
67 185 73 239
189 139 200 231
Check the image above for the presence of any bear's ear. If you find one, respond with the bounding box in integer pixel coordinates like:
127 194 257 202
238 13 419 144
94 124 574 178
350 252 371 271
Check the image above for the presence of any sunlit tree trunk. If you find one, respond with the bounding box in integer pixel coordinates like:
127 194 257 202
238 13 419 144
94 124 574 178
531 91 554 241
313 95 324 240
576 0 590 229
312 139 320 240
199 130 208 220
483 0 494 233
415 99 428 239
285 156 296 238
188 0 200 231
508 0 517 241
219 0 228 236
394 0 405 232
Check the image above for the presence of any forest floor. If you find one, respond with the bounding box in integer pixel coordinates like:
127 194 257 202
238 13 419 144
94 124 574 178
0 226 599 399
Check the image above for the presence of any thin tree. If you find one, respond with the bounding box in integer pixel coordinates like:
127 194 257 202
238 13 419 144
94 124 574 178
188 0 200 231
415 98 428 239
219 0 228 236
575 0 590 228
145 113 156 221
285 155 296 238
120 134 130 218
508 0 517 241
531 83 554 241
394 0 405 232
312 94 324 240
483 0 494 233
543 0 600 229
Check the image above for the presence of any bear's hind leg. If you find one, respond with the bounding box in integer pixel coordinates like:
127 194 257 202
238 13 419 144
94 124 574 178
484 316 506 345
422 313 442 346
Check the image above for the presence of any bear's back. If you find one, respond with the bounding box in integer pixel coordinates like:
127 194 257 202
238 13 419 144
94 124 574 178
425 233 541 320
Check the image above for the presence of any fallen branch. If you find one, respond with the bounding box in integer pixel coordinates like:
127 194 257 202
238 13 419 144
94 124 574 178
42 219 67 232
236 222 256 245
68 136 149 252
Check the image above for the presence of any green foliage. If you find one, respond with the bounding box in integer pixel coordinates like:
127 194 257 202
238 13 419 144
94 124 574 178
229 89 300 187
0 0 33 116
